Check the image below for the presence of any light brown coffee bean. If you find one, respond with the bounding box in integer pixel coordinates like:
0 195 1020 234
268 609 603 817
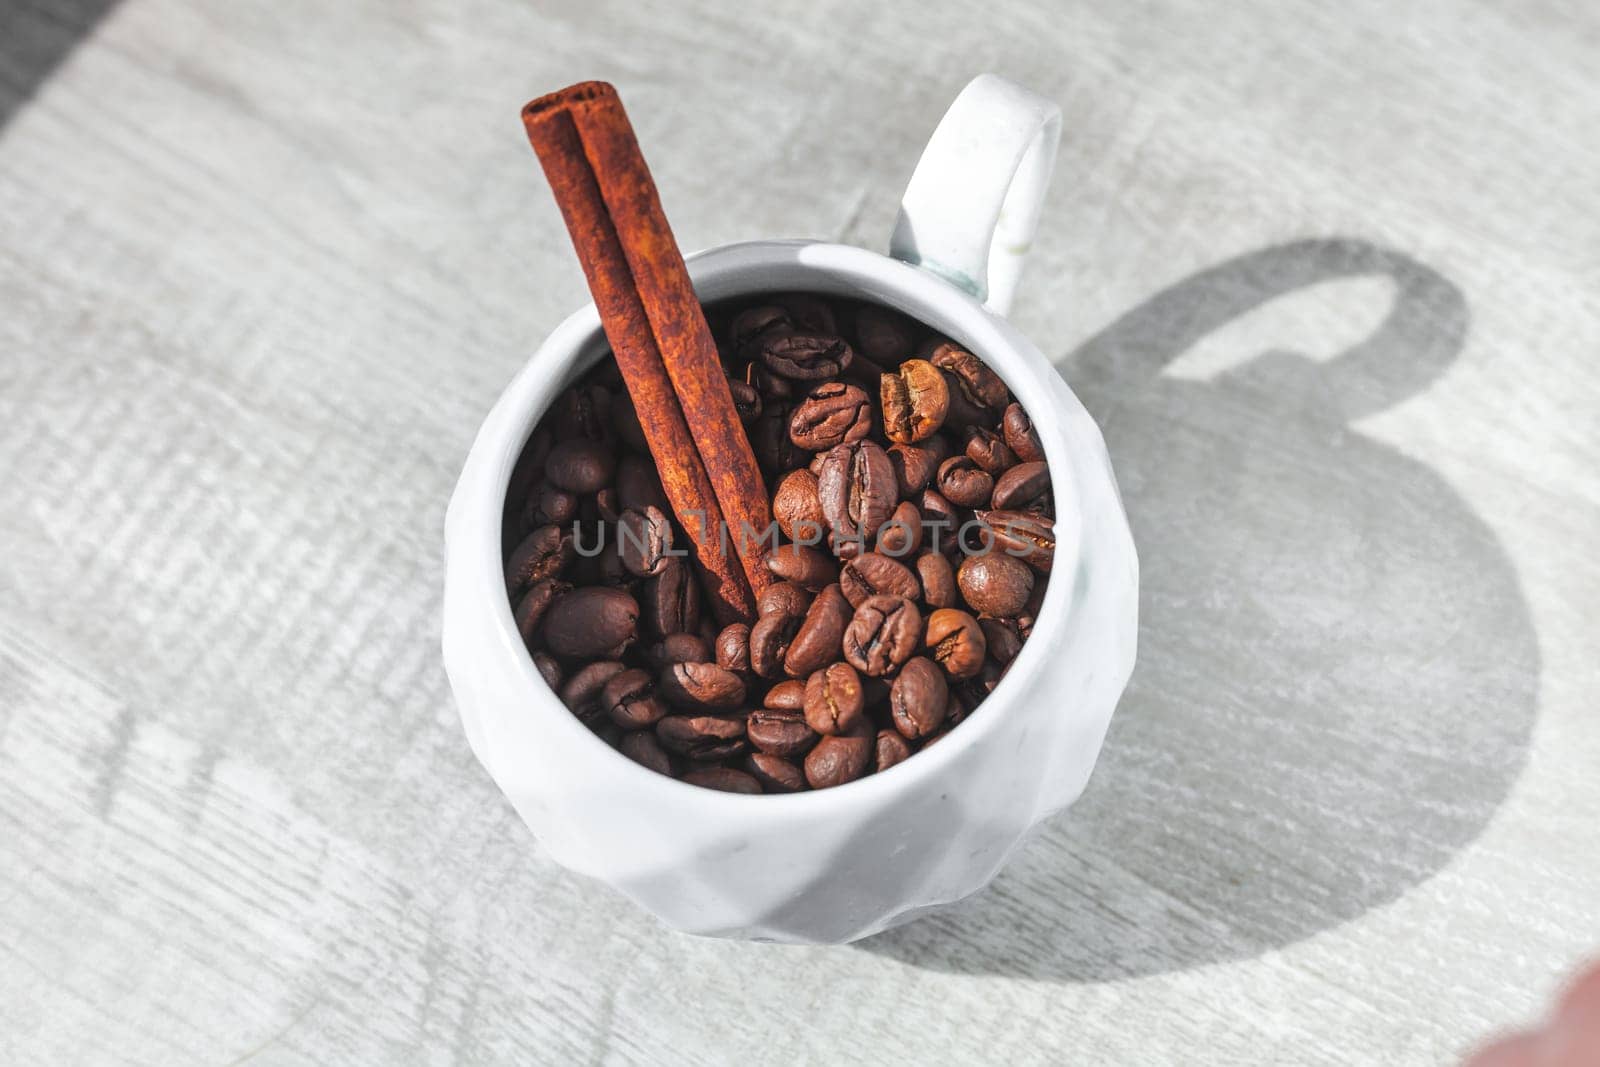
803 662 865 736
925 608 986 679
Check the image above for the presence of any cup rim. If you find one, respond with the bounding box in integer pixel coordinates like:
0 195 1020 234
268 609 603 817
455 238 1084 811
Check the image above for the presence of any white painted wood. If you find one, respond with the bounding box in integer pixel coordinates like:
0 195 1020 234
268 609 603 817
2 1 1597 1063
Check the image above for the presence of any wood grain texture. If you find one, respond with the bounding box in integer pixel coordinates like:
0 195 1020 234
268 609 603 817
1 0 1598 1063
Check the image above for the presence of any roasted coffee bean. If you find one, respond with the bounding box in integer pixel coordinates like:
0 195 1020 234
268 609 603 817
746 707 818 757
752 402 806 473
765 543 838 591
803 661 865 736
757 581 812 619
953 660 1005 714
919 489 962 556
531 651 563 692
749 613 801 678
731 304 792 347
890 657 949 740
804 726 873 789
749 330 854 380
643 556 700 635
602 668 669 730
595 488 622 523
860 674 892 709
854 304 916 363
524 483 578 529
817 439 896 545
927 341 1009 416
876 499 923 557
619 731 674 776
658 661 746 709
505 524 574 594
772 468 827 544
880 359 949 445
616 454 668 514
784 584 853 677
790 382 872 451
888 441 942 497
839 552 921 608
747 361 795 400
964 427 1018 476
646 632 711 668
545 587 639 659
1022 573 1049 621
957 553 1035 616
991 461 1051 514
682 767 763 794
936 455 994 509
513 579 569 645
777 293 838 334
745 752 807 793
617 506 673 577
551 385 612 442
656 712 747 760
874 729 913 773
763 680 807 710
979 617 1024 666
1001 402 1045 463
544 438 617 494
714 623 751 672
912 552 957 609
728 378 763 424
560 660 628 726
843 595 921 677
976 509 1057 573
925 608 986 679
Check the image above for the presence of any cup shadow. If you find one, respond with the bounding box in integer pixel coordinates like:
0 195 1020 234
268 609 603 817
857 238 1540 980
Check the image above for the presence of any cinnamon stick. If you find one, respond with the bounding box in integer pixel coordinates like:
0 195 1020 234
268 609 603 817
522 82 775 622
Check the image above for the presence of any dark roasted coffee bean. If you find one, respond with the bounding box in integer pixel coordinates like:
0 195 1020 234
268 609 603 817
1002 402 1045 463
617 505 672 577
843 595 921 677
854 304 916 363
551 385 612 443
745 752 807 793
531 651 563 692
919 489 962 556
953 660 1005 715
783 584 852 677
890 657 948 740
958 553 1035 617
926 341 1009 417
765 543 838 591
936 455 994 509
646 632 711 668
817 440 896 546
749 330 854 380
749 613 801 679
777 293 838 334
752 402 806 473
839 552 921 608
595 488 622 523
874 729 913 773
789 382 872 451
524 483 578 529
1023 572 1049 621
876 500 923 558
683 767 763 794
803 661 865 736
888 441 942 497
643 556 700 634
804 728 872 789
728 378 763 424
659 661 746 709
656 713 747 761
619 731 674 776
544 438 617 494
964 427 1018 476
880 359 949 444
560 660 629 726
731 304 792 347
616 454 668 514
772 469 827 544
757 581 812 619
513 579 569 645
603 668 669 730
746 361 795 400
991 460 1051 514
915 552 957 608
611 391 648 450
746 707 817 756
976 509 1057 573
925 608 986 679
979 617 1025 666
545 587 639 659
505 524 574 594
714 623 751 673
762 680 806 711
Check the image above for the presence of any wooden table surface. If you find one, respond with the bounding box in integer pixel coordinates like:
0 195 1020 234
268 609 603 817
3 1 1597 1063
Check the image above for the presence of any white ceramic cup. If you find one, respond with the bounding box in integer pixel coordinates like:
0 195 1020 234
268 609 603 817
443 74 1138 944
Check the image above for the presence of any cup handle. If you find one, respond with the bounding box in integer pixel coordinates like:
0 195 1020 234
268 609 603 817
889 74 1061 318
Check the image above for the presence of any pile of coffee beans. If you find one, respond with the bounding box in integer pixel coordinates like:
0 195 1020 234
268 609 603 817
502 294 1056 793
